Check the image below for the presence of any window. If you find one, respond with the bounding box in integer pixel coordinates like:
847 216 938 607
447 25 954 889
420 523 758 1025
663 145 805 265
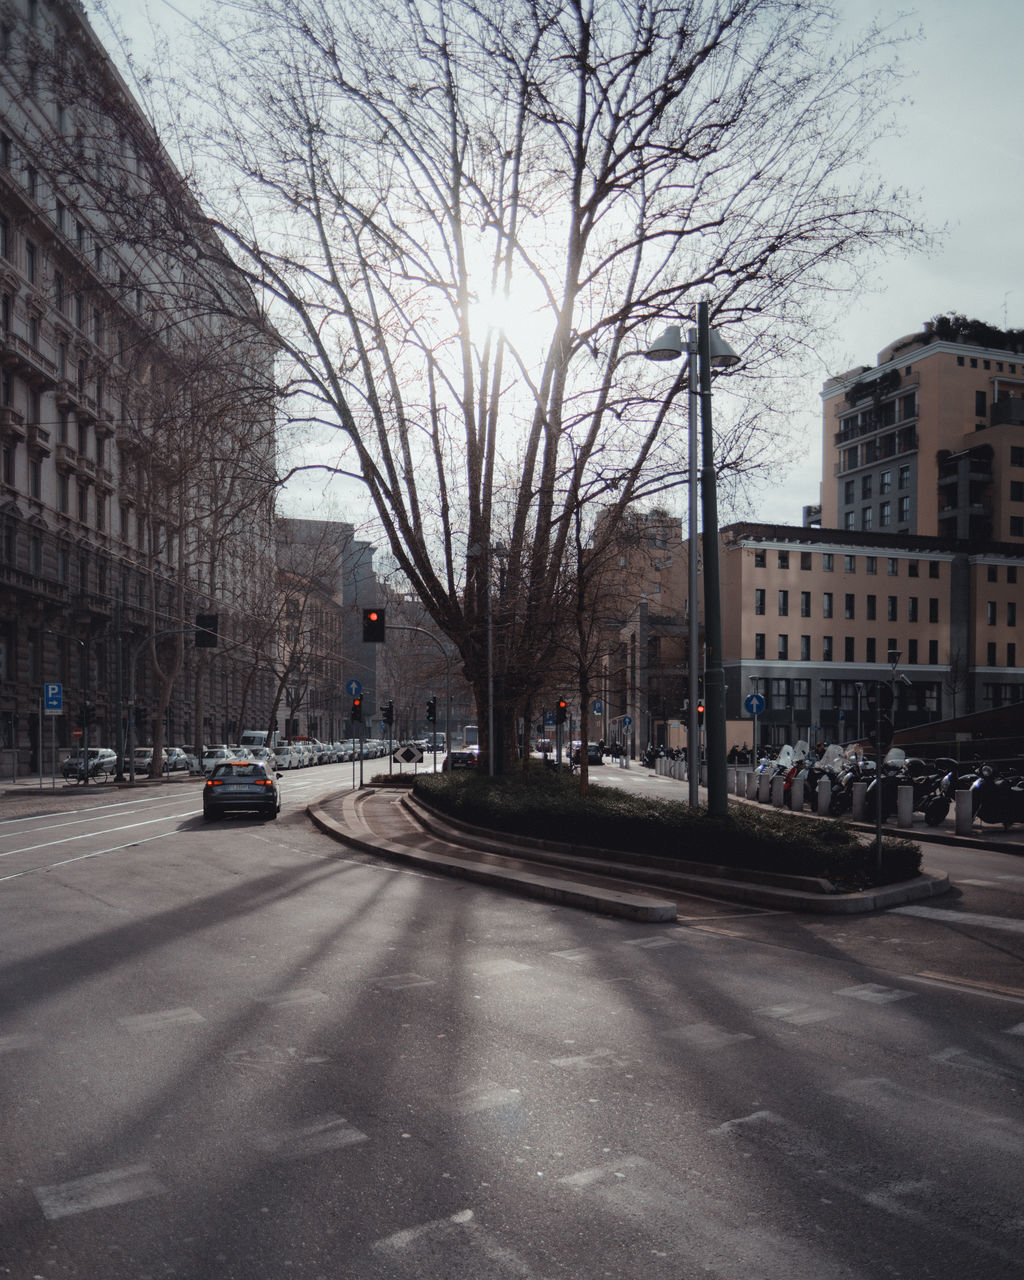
929 639 938 665
879 501 890 527
844 479 855 504
866 594 876 620
0 212 9 260
800 635 811 661
1009 567 1018 584
800 590 811 617
866 637 876 663
1012 517 1024 538
822 554 833 572
929 598 939 623
908 560 919 578
777 551 789 569
898 464 911 490
863 506 874 530
822 592 833 619
844 593 855 620
1009 643 1017 668
822 636 833 662
754 633 765 660
844 511 856 531
1009 601 1017 627
888 558 898 576
77 484 88 523
753 549 766 567
887 596 897 622
754 588 765 615
800 551 812 570
907 638 918 664
879 470 892 495
25 240 36 284
1013 447 1024 467
976 390 987 417
778 590 788 616
908 596 918 623
1011 481 1024 502
988 642 997 667
58 474 68 513
844 636 855 662
844 555 856 573
778 634 788 660
898 496 910 523
866 556 877 575
29 536 41 576
929 560 940 579
792 678 809 711
29 457 40 499
987 601 997 625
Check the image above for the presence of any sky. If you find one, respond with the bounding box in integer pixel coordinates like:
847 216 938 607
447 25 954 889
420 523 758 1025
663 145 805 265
94 0 1024 528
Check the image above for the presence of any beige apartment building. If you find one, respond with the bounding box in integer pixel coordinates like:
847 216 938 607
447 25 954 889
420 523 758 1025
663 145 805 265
715 319 1024 749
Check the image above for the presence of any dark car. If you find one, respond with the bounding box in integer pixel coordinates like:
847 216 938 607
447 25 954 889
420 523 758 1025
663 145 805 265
443 747 479 771
571 742 604 766
203 760 281 821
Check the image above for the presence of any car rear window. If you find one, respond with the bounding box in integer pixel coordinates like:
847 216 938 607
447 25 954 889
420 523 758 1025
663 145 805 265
212 763 266 779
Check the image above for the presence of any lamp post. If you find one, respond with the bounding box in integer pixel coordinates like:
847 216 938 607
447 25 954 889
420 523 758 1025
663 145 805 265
645 301 739 816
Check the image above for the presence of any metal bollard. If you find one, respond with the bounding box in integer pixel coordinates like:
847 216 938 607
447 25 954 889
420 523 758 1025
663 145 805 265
852 780 867 822
817 776 831 813
955 789 973 836
745 772 758 800
897 784 914 828
757 772 771 803
770 776 785 808
789 777 804 811
736 769 748 797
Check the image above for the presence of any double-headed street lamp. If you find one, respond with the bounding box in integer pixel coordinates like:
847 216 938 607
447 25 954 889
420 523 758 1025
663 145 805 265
645 301 739 817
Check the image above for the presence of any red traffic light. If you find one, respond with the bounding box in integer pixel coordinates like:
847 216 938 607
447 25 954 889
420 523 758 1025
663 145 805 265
362 607 386 642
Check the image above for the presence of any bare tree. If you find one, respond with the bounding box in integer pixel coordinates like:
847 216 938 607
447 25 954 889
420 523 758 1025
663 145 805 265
105 0 926 769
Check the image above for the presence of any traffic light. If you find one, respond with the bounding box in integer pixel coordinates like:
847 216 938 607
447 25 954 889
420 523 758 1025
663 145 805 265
556 699 568 725
362 608 386 643
696 701 705 725
195 614 218 647
351 696 363 722
383 700 394 726
426 696 436 723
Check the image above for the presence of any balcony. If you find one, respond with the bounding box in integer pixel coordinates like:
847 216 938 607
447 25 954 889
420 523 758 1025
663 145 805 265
0 405 26 441
55 443 77 473
991 398 1024 428
26 424 51 456
4 332 57 387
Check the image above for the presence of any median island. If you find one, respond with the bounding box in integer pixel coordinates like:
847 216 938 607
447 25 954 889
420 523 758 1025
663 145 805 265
410 769 921 893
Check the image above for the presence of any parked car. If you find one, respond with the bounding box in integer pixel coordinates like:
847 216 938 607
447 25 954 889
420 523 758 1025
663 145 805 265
165 747 190 772
572 742 604 766
250 746 280 771
202 760 281 821
202 746 233 776
442 747 479 771
535 737 553 754
172 746 201 773
61 747 117 781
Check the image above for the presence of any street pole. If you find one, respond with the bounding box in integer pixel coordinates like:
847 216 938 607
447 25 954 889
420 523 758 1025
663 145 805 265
687 327 700 807
697 301 727 818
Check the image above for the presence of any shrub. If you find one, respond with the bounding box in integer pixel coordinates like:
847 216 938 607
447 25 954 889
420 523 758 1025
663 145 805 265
412 771 921 889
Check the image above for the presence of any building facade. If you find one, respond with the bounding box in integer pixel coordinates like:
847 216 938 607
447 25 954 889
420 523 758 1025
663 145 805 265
0 0 277 771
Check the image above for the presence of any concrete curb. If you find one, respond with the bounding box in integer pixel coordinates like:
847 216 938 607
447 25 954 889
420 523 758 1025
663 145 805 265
307 789 677 923
403 793 950 915
308 787 950 918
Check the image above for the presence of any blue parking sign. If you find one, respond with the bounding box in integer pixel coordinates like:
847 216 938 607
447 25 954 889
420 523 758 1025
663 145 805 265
44 682 63 713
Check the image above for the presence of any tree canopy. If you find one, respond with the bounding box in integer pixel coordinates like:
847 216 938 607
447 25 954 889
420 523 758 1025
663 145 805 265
116 0 926 765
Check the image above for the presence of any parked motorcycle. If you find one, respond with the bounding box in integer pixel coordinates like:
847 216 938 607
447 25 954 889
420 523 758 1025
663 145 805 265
971 764 1024 829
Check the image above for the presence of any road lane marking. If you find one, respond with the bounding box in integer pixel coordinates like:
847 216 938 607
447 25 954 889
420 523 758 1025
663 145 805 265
0 811 200 860
251 1114 367 1160
0 830 178 881
891 905 1024 935
835 983 914 1004
35 1163 167 1220
909 971 1024 1002
118 1007 207 1033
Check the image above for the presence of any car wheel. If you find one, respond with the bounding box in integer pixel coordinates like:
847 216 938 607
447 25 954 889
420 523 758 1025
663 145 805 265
203 809 220 822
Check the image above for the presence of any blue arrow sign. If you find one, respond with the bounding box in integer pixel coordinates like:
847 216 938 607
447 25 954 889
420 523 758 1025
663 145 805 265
345 679 362 697
744 692 765 716
622 715 633 728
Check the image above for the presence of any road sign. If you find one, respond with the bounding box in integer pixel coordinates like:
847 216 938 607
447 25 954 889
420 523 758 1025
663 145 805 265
394 745 423 765
72 727 83 739
623 716 632 728
744 693 765 716
44 682 63 713
345 678 362 697
593 700 603 715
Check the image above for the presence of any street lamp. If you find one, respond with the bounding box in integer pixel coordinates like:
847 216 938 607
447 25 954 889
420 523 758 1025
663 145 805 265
646 301 739 816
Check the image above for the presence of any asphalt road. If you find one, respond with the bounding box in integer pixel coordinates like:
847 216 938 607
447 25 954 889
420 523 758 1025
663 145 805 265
1 765 1022 1278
